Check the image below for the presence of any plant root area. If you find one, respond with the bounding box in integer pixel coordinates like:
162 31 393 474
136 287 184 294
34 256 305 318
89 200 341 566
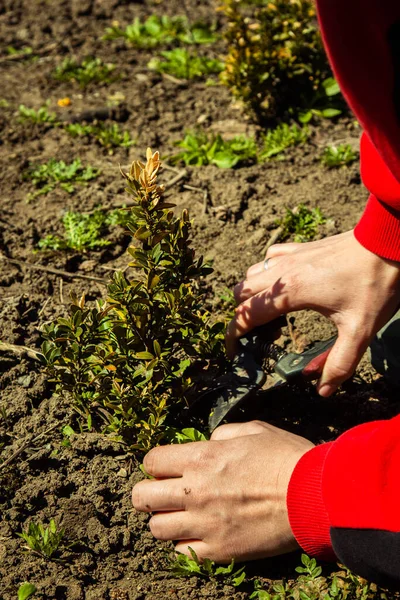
1 0 399 598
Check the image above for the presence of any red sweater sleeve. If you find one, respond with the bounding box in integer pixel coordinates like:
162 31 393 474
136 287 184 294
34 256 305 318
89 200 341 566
316 0 400 261
287 416 400 587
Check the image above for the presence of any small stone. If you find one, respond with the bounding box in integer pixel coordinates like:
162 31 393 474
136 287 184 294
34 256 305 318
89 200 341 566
17 374 32 388
117 468 128 478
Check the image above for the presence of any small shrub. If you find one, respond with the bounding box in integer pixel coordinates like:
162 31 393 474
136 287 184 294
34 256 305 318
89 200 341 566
64 122 135 150
171 130 257 167
41 149 225 450
278 204 326 243
38 209 129 252
259 123 309 160
53 57 116 88
18 519 65 559
23 158 100 198
18 104 58 124
321 143 358 168
220 0 338 121
148 48 224 80
103 15 217 47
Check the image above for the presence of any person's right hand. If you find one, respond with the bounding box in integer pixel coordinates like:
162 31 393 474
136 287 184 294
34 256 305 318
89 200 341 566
226 230 400 397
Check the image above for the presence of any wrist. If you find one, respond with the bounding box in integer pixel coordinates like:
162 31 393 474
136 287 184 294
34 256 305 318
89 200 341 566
287 443 337 562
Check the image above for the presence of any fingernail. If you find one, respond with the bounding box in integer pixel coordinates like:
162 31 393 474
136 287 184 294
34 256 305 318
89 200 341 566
318 384 336 397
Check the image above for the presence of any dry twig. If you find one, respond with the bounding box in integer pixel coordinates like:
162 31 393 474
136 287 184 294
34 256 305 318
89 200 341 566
0 253 106 284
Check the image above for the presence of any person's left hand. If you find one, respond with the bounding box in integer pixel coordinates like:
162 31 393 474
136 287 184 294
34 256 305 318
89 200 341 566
132 420 314 562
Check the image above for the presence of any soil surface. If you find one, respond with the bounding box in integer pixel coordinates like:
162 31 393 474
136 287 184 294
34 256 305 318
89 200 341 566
1 1 399 599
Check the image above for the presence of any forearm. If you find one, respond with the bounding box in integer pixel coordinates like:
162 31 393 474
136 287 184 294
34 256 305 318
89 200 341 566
316 0 400 261
287 416 400 587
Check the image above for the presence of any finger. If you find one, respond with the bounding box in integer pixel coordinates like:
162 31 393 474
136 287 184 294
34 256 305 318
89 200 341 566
132 478 187 512
317 328 368 396
226 275 304 357
149 512 199 542
246 254 281 278
238 258 281 303
143 441 207 478
210 420 267 441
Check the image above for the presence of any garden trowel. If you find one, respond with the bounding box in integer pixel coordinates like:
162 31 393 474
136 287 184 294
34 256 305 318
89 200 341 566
197 317 337 432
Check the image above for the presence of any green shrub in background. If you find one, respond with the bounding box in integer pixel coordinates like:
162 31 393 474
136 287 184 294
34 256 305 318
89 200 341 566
220 0 340 121
41 149 225 450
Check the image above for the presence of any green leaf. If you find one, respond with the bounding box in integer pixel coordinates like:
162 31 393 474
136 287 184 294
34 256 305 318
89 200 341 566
322 77 341 97
321 108 342 118
135 351 154 360
18 583 37 600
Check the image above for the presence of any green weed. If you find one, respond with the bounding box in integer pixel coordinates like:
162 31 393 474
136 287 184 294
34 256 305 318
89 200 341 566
166 427 209 443
321 144 358 168
148 48 224 80
278 204 326 243
103 15 217 47
171 547 245 586
65 122 135 150
18 583 37 600
38 209 128 252
23 158 100 198
53 57 116 88
251 554 381 600
171 130 257 168
260 123 309 160
18 519 65 559
41 149 225 451
299 77 343 124
18 104 58 124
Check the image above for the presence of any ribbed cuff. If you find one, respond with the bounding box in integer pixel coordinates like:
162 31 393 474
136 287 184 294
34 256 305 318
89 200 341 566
287 443 336 562
354 194 400 262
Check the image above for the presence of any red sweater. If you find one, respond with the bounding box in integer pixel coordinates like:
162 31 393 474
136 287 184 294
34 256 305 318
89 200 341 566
287 0 400 587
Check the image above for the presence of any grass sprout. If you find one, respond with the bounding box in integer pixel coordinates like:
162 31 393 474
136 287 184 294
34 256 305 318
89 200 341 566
64 122 135 149
24 158 100 198
170 546 245 586
18 519 65 559
53 57 116 88
171 130 257 168
148 48 224 80
18 583 37 600
103 15 217 47
38 209 129 252
321 143 358 168
277 204 326 243
259 123 309 160
18 104 58 124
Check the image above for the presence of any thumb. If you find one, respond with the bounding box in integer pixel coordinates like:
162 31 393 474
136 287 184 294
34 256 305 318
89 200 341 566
316 327 368 397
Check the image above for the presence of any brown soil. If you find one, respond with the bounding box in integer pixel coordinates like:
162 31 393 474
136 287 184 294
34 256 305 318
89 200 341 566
1 1 399 599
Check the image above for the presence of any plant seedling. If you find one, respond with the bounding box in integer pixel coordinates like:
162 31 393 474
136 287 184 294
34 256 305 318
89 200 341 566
277 204 326 243
53 57 116 88
299 77 343 124
23 158 100 199
165 427 208 443
18 583 37 600
148 48 224 80
321 144 358 168
64 122 135 150
103 15 217 47
259 123 309 160
38 209 129 252
171 130 257 168
18 104 58 124
41 148 225 450
18 519 65 559
170 546 245 586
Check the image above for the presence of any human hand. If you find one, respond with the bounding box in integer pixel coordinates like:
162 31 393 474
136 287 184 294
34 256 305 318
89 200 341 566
132 420 313 563
226 231 400 397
